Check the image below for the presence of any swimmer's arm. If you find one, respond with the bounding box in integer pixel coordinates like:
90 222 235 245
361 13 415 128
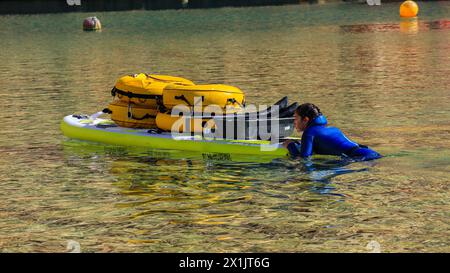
284 140 301 157
300 134 314 158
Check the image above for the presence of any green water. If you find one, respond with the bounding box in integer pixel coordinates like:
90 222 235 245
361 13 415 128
0 2 449 252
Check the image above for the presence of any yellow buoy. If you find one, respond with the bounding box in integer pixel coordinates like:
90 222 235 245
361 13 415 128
400 1 419 18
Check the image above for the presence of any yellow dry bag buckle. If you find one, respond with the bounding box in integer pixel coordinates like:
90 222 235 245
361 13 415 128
127 103 143 120
127 103 133 120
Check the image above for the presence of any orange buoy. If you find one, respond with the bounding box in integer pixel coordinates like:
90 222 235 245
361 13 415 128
400 1 419 18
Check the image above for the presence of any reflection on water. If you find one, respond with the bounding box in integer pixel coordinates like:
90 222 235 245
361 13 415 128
400 18 419 34
340 19 450 34
0 2 449 252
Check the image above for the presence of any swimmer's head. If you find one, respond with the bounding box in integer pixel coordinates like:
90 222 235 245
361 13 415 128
294 103 322 132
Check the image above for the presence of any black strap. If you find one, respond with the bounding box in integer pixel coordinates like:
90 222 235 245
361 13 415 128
147 128 163 134
127 103 156 120
173 95 241 108
227 98 243 108
129 113 155 120
72 114 89 119
96 123 117 129
103 105 154 120
111 87 161 100
174 94 191 105
127 108 156 120
174 95 205 106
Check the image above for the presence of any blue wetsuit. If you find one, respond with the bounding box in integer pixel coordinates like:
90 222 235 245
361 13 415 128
287 115 381 161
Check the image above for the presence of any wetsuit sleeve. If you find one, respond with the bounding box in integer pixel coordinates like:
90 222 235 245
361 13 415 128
300 133 314 158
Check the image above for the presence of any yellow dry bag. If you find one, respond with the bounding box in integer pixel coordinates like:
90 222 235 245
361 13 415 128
112 73 195 107
107 100 158 129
